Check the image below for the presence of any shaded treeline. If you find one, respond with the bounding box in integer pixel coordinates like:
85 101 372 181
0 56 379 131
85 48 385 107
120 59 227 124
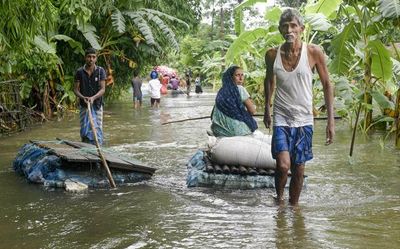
0 0 201 133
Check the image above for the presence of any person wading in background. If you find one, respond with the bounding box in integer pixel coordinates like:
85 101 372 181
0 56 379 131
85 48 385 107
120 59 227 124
131 70 143 109
148 70 162 108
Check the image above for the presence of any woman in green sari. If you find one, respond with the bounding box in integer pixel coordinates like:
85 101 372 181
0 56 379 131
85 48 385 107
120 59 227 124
211 66 257 137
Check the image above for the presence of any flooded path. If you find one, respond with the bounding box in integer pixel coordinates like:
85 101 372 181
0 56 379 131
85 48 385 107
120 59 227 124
1 88 399 248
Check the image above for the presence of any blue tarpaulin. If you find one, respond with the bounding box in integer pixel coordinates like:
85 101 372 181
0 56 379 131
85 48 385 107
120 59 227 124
13 143 151 189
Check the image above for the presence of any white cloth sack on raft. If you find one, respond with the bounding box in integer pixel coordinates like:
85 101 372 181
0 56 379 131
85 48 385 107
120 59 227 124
208 130 276 169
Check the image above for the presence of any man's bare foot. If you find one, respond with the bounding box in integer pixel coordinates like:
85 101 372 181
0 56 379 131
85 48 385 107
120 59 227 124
274 196 285 205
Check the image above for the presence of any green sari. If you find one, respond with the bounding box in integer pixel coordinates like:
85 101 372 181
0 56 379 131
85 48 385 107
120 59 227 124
211 85 253 137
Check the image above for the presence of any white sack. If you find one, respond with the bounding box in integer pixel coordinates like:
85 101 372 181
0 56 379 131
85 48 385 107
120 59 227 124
209 134 276 169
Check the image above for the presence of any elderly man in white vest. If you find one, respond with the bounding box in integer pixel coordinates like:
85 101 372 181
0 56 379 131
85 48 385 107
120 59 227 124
263 8 335 206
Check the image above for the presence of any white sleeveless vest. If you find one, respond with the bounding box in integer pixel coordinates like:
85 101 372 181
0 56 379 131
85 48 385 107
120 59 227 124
272 42 314 127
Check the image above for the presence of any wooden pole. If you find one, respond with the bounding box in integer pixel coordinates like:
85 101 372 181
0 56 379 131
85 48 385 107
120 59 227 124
162 115 211 125
161 114 342 125
87 102 116 188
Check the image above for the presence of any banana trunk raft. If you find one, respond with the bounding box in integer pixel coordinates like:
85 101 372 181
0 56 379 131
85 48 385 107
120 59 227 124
13 139 156 191
187 150 307 189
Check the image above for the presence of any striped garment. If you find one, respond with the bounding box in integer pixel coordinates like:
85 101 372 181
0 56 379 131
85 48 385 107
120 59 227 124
79 106 103 145
271 125 313 165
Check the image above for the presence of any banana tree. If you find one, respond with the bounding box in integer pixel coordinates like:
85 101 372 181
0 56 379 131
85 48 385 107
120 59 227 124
74 1 190 87
200 52 225 91
329 0 399 133
226 0 341 105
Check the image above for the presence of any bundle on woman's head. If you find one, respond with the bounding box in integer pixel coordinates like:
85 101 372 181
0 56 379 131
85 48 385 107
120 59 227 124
150 70 158 79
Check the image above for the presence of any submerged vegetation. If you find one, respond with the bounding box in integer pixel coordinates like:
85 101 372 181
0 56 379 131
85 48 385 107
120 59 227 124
0 0 399 148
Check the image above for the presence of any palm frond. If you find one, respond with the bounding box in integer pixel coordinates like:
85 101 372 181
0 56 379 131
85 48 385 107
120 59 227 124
51 34 83 54
378 0 400 18
77 24 101 50
141 8 189 29
111 8 126 34
33 36 56 54
145 12 179 51
124 11 156 46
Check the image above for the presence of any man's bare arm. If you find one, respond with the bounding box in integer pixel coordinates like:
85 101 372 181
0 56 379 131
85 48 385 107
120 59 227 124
312 45 335 144
263 49 277 128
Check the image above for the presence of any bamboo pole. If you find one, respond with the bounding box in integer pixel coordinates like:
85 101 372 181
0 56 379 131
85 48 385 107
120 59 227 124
87 102 116 188
162 115 211 125
161 114 342 125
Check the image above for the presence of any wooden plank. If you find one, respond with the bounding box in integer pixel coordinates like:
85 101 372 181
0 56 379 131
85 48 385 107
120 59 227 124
30 140 155 174
107 156 156 174
60 140 96 149
60 139 156 174
32 141 101 163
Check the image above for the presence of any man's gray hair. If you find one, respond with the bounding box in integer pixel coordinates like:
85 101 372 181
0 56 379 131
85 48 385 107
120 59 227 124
279 8 304 27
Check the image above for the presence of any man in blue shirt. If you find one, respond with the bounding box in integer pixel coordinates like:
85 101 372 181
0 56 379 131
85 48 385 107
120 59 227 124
74 47 106 145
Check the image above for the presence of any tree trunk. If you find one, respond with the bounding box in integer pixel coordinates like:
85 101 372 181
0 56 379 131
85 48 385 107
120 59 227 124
363 55 373 130
43 81 52 118
219 6 224 40
210 0 215 40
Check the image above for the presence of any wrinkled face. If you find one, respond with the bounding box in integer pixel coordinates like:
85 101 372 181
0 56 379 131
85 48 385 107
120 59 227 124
85 53 97 66
233 68 244 85
279 18 304 43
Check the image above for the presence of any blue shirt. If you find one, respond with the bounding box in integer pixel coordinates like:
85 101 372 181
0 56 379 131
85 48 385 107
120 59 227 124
75 65 106 109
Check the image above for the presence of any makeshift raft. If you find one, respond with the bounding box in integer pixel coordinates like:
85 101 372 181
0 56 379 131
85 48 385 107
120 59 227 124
187 150 306 189
13 139 156 190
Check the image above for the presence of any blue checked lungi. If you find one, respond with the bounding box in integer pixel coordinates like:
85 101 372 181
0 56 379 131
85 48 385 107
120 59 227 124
79 106 103 145
271 125 313 165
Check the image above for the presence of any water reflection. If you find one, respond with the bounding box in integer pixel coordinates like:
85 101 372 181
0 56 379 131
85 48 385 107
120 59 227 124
274 207 312 249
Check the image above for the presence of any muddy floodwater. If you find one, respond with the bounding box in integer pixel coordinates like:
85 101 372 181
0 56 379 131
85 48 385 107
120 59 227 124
0 88 399 248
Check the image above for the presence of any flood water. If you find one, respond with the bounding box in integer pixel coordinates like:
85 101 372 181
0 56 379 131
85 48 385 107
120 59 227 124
0 87 399 249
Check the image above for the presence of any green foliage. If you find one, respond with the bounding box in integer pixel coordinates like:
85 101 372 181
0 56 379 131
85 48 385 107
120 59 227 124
378 0 400 18
200 52 225 90
0 0 202 122
77 24 102 50
368 40 393 82
329 20 360 75
305 0 343 18
222 0 400 146
234 0 267 35
112 9 126 34
225 28 281 65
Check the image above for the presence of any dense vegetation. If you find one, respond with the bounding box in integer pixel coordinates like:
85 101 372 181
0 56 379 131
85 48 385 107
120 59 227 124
0 0 201 116
176 0 400 148
1 0 399 147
